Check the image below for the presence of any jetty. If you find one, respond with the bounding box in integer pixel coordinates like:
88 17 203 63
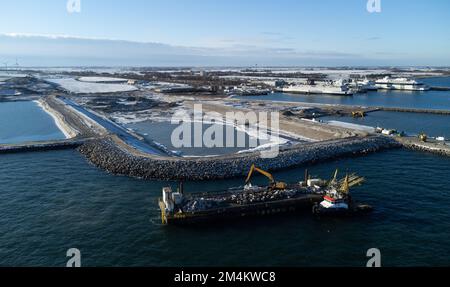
377 107 450 115
395 137 450 157
0 139 86 154
430 86 450 91
78 134 400 181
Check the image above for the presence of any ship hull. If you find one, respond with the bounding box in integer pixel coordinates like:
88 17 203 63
160 194 323 225
282 88 353 96
312 202 373 217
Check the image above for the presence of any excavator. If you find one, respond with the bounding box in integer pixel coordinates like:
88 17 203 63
351 111 366 118
245 164 288 190
419 132 428 142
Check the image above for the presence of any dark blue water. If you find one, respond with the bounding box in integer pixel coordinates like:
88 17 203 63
322 111 450 138
237 77 450 111
1 149 450 266
422 76 450 87
0 101 65 144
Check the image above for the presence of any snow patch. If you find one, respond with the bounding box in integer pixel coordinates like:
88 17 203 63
46 78 138 94
78 76 129 83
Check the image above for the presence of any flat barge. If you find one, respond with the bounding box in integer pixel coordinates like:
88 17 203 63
160 166 331 225
159 185 324 225
159 166 371 225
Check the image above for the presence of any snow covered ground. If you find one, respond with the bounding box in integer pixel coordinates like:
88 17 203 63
77 76 129 83
326 120 375 133
18 67 144 75
46 78 138 94
0 72 29 80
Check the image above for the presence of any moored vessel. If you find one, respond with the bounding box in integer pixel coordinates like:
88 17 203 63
375 77 430 91
281 79 353 95
159 166 371 225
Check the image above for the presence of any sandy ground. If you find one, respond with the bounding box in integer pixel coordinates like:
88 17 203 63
183 100 363 141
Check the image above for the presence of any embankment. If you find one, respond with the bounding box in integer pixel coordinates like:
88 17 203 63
395 137 450 157
78 135 400 181
377 107 450 115
37 98 80 138
0 139 85 154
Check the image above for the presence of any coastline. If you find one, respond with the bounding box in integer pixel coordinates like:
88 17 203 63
34 99 77 139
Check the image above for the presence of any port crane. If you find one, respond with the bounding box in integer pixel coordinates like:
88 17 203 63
245 164 287 190
327 169 365 193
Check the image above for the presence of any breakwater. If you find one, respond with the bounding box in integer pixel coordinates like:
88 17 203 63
78 135 400 181
431 86 450 91
0 139 85 154
377 107 450 115
395 137 450 157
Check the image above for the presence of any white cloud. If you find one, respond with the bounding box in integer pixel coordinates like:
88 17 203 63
1 32 442 66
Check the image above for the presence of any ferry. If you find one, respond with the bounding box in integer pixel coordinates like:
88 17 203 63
349 79 378 92
281 79 353 96
375 77 430 91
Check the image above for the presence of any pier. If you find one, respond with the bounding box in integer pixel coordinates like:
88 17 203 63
0 139 86 154
430 86 450 91
376 107 450 115
395 137 450 157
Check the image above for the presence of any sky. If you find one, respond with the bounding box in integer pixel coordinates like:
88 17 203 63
0 0 449 67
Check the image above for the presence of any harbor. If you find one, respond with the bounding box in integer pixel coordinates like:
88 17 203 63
1 68 450 267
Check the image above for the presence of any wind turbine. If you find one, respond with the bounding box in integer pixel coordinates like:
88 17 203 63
15 58 19 71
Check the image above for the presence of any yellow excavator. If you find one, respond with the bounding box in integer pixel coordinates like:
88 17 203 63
419 133 428 142
245 164 288 190
352 111 366 118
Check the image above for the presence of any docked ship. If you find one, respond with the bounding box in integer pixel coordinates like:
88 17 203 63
375 77 430 91
281 79 353 96
349 79 378 92
225 86 271 96
159 166 370 225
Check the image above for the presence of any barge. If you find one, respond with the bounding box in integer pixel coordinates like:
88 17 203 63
159 166 371 225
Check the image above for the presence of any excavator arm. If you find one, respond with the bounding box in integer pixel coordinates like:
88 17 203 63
245 164 274 184
245 164 287 190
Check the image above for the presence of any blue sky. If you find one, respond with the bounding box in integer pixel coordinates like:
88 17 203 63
0 0 449 66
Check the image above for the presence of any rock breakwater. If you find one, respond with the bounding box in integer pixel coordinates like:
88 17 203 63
78 135 400 181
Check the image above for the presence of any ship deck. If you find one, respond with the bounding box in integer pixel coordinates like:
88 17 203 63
159 186 324 225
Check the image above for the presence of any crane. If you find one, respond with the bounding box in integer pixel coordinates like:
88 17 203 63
245 164 287 190
338 173 365 193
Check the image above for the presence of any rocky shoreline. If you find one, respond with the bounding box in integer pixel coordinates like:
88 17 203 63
78 135 401 181
396 138 450 157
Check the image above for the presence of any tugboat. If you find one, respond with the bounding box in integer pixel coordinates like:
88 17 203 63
312 171 373 216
